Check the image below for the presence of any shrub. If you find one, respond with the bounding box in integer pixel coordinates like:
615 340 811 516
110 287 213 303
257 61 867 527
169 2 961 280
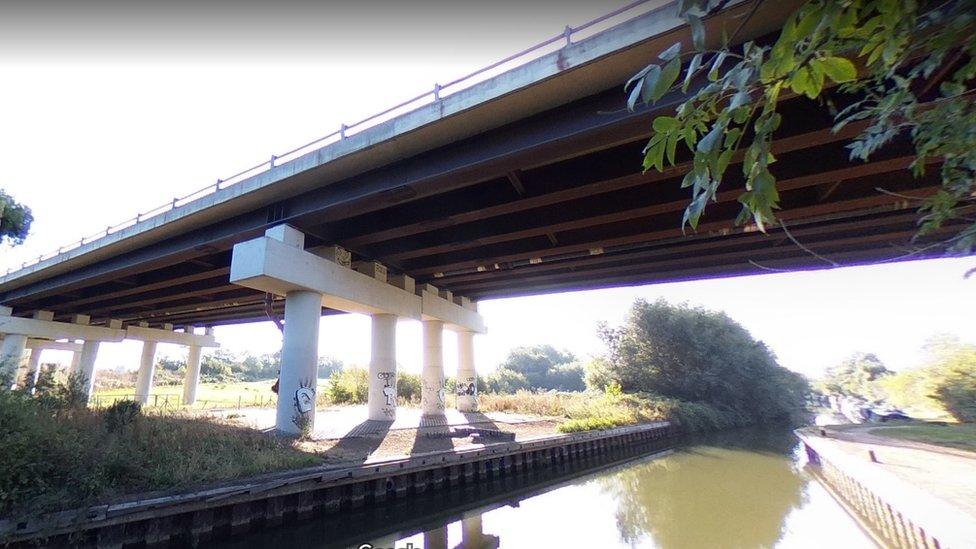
324 367 368 404
103 400 142 433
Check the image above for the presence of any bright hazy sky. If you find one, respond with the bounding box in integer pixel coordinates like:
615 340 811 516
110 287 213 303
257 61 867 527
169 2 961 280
0 1 973 380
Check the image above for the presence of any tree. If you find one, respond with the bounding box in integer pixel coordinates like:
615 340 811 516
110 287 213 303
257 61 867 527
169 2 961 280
599 299 807 423
492 344 586 392
317 356 344 379
0 190 33 245
627 0 976 253
819 352 891 400
880 336 976 421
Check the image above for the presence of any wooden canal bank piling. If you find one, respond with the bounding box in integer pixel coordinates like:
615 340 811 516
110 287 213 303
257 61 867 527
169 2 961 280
1 422 675 547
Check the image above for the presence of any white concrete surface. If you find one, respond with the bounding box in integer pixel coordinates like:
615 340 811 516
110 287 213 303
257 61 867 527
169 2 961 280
457 330 478 412
368 313 397 421
1 333 27 386
78 340 101 400
421 319 445 416
134 340 158 405
182 344 203 405
277 290 322 435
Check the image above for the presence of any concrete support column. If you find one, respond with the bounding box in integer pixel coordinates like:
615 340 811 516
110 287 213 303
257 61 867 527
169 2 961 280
27 348 43 392
423 526 448 549
78 340 101 402
276 290 322 436
462 515 485 547
134 341 158 405
457 330 478 412
421 319 445 415
0 334 28 388
368 313 397 421
69 348 81 374
182 345 203 406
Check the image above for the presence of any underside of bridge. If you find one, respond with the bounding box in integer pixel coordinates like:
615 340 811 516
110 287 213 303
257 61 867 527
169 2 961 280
0 1 963 329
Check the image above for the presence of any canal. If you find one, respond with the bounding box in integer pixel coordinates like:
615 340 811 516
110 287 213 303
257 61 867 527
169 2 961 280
215 429 875 548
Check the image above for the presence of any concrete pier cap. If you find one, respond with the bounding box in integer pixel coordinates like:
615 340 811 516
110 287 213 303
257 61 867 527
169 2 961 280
229 224 487 432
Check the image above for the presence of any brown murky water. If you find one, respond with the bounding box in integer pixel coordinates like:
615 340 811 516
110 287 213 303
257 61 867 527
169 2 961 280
218 429 875 548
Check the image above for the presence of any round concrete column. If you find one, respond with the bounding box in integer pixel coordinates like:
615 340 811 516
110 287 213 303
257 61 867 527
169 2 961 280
1 334 28 388
182 345 203 406
456 330 478 412
27 348 43 392
276 290 322 436
77 340 101 402
462 515 485 546
368 314 397 421
69 347 81 374
134 341 158 405
421 319 445 416
423 526 448 549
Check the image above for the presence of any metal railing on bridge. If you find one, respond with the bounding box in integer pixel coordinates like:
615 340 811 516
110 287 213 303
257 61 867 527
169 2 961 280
4 0 662 277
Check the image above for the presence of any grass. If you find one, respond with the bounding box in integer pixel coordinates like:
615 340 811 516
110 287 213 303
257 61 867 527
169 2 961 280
478 390 743 434
0 388 321 520
93 379 290 409
869 422 976 452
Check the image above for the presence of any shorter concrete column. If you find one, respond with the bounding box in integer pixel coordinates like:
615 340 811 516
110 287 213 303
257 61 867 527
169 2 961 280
457 330 478 412
78 340 101 402
135 341 158 405
69 348 81 374
421 319 445 416
182 344 203 406
462 514 485 547
368 313 397 421
423 526 448 549
27 348 43 392
1 334 28 388
276 290 322 436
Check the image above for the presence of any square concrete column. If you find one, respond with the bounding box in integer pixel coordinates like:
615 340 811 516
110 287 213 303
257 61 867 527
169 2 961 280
78 340 101 402
424 526 448 549
182 344 203 406
1 334 28 388
462 515 485 546
368 313 398 421
69 348 81 374
276 290 322 436
134 341 158 405
457 330 478 412
421 319 445 416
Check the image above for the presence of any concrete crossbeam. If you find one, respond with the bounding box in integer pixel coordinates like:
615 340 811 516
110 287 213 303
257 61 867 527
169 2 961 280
232 235 422 319
26 339 83 352
230 232 486 333
124 325 218 347
0 314 126 342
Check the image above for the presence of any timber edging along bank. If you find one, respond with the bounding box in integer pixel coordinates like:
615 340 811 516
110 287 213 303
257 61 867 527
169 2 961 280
1 421 675 547
797 430 975 549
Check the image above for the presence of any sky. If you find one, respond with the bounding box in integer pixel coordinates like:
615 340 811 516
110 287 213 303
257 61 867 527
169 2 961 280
0 0 973 380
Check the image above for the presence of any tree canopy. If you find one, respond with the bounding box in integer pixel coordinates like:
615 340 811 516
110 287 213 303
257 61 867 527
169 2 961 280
486 344 586 392
597 299 808 424
818 352 891 400
0 190 32 246
627 0 976 254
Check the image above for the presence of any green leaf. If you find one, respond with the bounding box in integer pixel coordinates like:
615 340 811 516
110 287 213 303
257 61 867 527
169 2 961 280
652 57 682 102
640 65 662 104
659 42 682 62
697 123 724 154
627 83 642 112
689 14 705 50
708 51 728 81
652 116 680 132
818 56 858 83
683 53 703 93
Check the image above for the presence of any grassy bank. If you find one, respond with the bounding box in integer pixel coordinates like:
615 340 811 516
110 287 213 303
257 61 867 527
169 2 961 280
478 389 749 434
868 423 976 452
93 379 282 409
0 389 319 519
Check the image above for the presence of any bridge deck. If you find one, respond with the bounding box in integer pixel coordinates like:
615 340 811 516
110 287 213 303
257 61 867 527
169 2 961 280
0 0 960 328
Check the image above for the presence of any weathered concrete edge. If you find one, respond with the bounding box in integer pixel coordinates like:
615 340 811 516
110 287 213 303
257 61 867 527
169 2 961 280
0 421 674 544
797 430 976 548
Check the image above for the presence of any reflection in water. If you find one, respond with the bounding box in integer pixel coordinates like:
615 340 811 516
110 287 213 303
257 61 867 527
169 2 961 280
216 429 873 549
600 429 807 548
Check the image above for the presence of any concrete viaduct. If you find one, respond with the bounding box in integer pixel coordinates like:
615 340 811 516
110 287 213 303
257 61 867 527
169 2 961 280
0 1 958 434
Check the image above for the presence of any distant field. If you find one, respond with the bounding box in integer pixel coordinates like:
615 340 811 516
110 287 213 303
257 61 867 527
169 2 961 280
870 423 976 452
93 380 284 409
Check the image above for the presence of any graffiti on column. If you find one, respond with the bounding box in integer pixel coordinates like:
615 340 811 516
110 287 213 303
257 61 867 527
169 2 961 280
457 377 477 396
378 371 396 408
291 378 315 432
